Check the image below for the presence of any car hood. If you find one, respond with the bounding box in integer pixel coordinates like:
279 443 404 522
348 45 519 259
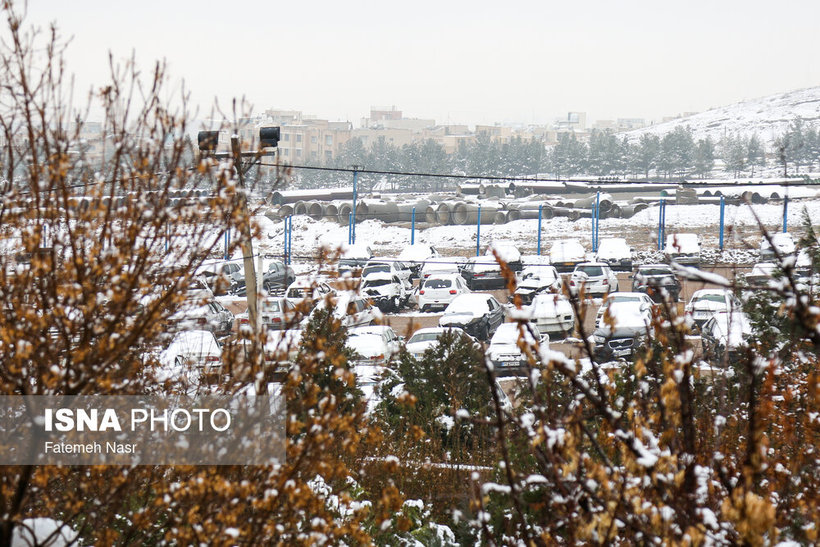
488 343 523 359
439 312 478 326
689 301 728 312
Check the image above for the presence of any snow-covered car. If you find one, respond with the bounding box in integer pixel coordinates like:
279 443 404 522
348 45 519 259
743 262 780 288
595 292 655 329
460 256 507 290
397 243 440 278
510 265 563 305
487 322 546 376
159 330 222 371
360 272 408 312
235 297 297 332
346 325 402 366
685 289 741 329
700 310 753 363
404 327 475 359
439 293 505 341
196 259 243 295
569 262 619 297
664 233 701 266
417 273 471 312
595 237 633 272
185 277 216 303
592 300 653 360
362 259 413 287
284 278 336 307
550 239 586 273
338 243 373 275
632 264 682 303
230 260 295 296
258 328 304 366
525 294 575 336
168 299 234 336
420 256 466 279
485 240 523 272
760 232 796 261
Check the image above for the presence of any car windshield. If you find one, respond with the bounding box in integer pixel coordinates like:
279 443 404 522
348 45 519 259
640 268 672 276
287 288 306 297
608 295 642 304
424 279 452 289
408 332 444 344
446 296 488 314
577 265 603 277
694 294 726 304
363 279 392 288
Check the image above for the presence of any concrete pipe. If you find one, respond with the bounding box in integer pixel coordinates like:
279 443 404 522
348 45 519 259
619 203 649 219
493 211 507 224
307 201 324 220
769 191 781 200
483 184 507 199
607 203 622 219
507 208 522 221
574 193 613 214
551 207 574 218
452 202 499 225
354 200 370 221
323 202 339 220
293 200 308 216
568 210 582 221
337 202 352 224
425 206 438 224
436 202 454 225
458 183 481 195
278 204 294 218
366 200 400 223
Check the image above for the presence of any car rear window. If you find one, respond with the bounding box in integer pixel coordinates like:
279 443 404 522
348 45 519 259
364 279 392 288
424 279 452 289
578 266 603 277
261 301 281 312
694 294 726 304
363 265 390 276
640 268 673 276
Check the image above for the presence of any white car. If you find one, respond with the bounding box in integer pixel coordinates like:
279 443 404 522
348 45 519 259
363 259 413 287
346 325 402 366
665 233 701 266
569 262 619 297
284 278 335 307
700 310 754 363
487 322 546 376
525 294 575 336
596 292 655 329
595 237 633 271
404 327 472 359
398 243 440 278
592 300 654 360
420 256 466 279
360 272 408 312
686 289 741 328
550 239 586 273
760 232 796 261
439 293 506 341
159 330 222 371
168 299 234 336
417 273 471 312
304 292 379 329
510 265 563 305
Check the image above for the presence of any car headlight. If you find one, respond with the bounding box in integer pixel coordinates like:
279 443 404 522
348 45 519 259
593 335 605 345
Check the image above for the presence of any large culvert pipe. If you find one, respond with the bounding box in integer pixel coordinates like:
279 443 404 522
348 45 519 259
278 204 294 218
337 202 352 224
574 193 613 214
436 202 454 225
458 183 481 195
619 203 649 219
323 202 339 220
293 200 308 216
493 211 508 224
307 201 324 220
506 208 522 221
424 206 438 224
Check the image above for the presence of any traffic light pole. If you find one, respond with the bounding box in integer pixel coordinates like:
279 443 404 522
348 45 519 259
231 135 260 335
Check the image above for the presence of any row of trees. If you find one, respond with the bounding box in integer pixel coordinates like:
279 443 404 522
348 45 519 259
292 121 820 193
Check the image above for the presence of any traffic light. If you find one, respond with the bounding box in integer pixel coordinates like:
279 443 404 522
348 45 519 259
197 131 219 153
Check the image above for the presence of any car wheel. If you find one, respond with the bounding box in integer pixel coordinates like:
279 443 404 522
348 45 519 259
478 322 489 341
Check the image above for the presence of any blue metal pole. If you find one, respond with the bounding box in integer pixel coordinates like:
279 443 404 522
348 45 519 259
287 216 293 265
594 191 600 252
719 196 725 250
411 207 416 245
783 195 788 233
283 219 287 263
476 205 481 257
348 213 352 245
537 204 543 256
658 199 665 251
352 167 358 244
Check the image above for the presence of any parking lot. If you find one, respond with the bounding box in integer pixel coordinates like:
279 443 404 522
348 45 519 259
223 265 734 360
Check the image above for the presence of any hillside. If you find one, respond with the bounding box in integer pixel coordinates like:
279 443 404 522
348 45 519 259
622 86 820 146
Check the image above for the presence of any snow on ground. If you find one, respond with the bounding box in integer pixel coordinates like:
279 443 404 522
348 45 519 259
253 199 820 260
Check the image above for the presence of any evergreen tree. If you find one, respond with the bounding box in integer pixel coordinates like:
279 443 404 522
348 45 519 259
722 135 747 178
693 137 715 179
746 134 766 176
634 133 660 179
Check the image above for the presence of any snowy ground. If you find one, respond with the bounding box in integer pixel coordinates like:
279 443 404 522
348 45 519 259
253 199 820 263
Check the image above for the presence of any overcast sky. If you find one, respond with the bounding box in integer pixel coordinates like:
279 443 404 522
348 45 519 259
23 0 820 127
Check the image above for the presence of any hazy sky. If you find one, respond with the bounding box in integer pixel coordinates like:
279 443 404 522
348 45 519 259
22 0 820 127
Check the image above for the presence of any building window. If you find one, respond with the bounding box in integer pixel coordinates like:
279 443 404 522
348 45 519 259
324 150 332 160
296 134 302 143
283 134 290 141
325 135 332 146
296 149 302 158
311 151 318 158
311 136 317 144
284 149 289 156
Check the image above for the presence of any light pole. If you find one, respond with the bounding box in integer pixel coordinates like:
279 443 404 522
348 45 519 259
198 126 279 335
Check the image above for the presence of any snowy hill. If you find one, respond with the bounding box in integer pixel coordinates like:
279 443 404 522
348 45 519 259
623 86 820 146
